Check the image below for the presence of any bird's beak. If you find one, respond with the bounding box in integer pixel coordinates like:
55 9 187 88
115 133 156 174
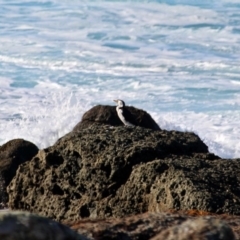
113 100 118 103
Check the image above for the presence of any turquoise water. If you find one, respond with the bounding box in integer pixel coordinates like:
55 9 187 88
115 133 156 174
1 0 240 158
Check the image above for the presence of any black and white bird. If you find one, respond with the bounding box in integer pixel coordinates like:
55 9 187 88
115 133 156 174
113 99 135 127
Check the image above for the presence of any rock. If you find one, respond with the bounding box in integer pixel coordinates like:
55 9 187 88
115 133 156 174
68 212 237 240
0 139 39 207
70 212 189 239
151 217 235 240
7 125 229 221
121 157 240 215
72 105 160 131
0 210 88 240
0 139 39 186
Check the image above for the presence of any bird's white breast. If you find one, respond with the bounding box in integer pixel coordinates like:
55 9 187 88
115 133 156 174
116 107 135 126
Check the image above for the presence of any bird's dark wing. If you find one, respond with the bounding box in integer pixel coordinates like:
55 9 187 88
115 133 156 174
123 107 137 125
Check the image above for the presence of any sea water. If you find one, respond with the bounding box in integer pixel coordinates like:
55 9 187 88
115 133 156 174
1 0 240 158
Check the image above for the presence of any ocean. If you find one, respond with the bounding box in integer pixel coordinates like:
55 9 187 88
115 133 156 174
1 0 240 159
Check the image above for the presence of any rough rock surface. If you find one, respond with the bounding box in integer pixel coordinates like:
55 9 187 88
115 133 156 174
0 139 39 186
0 139 39 206
127 156 240 215
68 212 237 240
151 217 235 240
8 125 240 222
72 105 160 131
0 210 87 240
70 212 189 240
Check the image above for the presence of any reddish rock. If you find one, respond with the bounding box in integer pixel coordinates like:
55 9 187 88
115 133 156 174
151 217 235 240
67 212 237 240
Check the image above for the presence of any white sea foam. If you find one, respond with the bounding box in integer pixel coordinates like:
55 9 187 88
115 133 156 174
0 0 240 158
153 111 240 159
0 86 87 148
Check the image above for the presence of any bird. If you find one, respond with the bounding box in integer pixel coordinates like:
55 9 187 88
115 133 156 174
113 99 135 127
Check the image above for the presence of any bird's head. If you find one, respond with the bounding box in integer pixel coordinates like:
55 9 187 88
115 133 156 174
113 99 125 107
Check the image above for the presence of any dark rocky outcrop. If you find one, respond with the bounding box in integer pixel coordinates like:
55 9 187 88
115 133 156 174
8 125 240 222
72 105 160 131
0 139 39 186
127 157 240 215
0 211 87 240
0 139 39 206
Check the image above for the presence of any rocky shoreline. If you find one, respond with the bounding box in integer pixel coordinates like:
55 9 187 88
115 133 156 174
0 104 240 239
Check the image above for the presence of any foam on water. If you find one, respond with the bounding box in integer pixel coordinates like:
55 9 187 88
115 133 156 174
1 0 240 158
